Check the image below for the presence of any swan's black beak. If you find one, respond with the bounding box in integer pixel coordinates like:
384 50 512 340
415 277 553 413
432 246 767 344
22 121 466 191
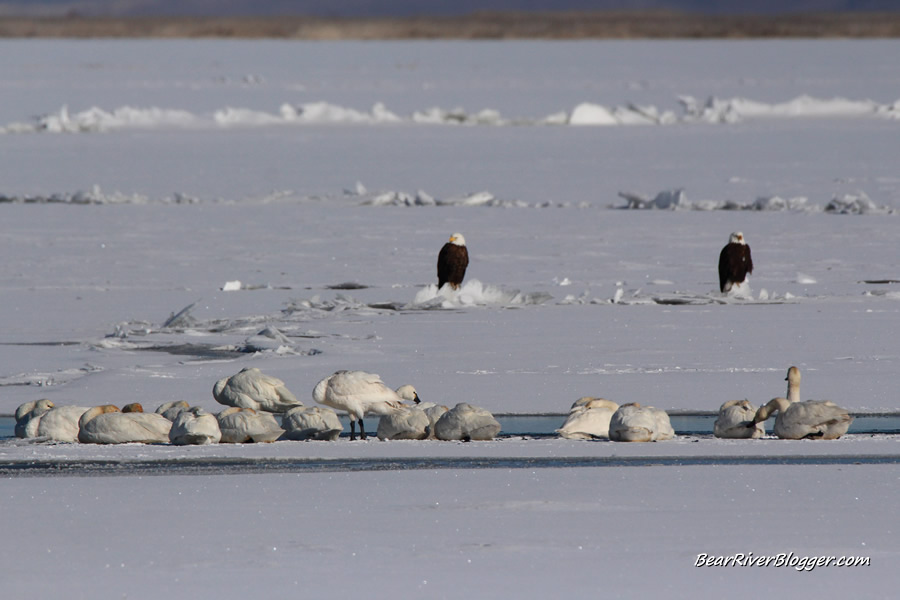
413 392 421 405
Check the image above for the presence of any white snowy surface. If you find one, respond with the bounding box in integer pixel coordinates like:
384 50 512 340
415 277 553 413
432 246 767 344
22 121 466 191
1 39 899 598
4 464 894 598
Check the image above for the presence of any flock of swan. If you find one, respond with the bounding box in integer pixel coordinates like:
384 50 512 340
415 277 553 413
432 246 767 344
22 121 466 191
558 366 851 441
11 365 852 445
11 232 855 447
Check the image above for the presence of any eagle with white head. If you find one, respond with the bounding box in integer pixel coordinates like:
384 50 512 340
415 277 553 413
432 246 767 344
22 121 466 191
718 231 753 293
437 232 469 290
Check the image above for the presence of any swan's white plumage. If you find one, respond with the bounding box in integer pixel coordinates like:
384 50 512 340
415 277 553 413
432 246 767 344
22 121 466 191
281 406 343 441
213 367 302 413
418 403 449 438
15 400 42 423
556 397 619 440
14 399 54 438
156 400 191 421
713 399 765 439
376 383 431 439
608 403 675 442
754 397 852 440
312 371 406 440
35 405 91 442
433 403 501 441
752 366 853 440
377 407 431 440
78 405 172 444
394 384 421 405
216 407 284 443
169 407 221 445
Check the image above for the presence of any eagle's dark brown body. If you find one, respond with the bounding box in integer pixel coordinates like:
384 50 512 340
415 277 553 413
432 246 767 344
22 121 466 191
437 234 469 290
718 233 753 293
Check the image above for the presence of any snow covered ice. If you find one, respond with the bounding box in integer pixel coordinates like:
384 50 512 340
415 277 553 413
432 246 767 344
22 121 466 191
1 38 899 598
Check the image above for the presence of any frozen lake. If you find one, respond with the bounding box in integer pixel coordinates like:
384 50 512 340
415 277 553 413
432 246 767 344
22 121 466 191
1 39 898 598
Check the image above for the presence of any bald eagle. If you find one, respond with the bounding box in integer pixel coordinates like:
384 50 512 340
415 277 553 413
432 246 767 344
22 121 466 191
718 231 753 293
437 233 468 290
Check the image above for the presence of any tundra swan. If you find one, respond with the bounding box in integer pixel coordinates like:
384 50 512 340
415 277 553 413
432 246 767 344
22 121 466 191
420 403 449 437
14 399 54 438
713 399 765 439
749 366 852 440
216 407 283 443
213 367 302 413
608 403 675 442
169 407 221 445
433 403 501 441
556 397 619 440
281 406 343 441
78 405 172 444
312 371 407 440
36 405 91 442
156 401 190 421
377 407 431 440
395 384 422 405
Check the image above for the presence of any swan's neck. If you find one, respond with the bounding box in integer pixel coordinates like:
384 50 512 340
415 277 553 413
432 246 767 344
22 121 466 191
786 382 800 403
753 397 790 423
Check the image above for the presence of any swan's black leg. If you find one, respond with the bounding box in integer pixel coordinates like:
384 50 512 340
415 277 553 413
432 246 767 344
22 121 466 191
359 418 367 440
349 419 357 441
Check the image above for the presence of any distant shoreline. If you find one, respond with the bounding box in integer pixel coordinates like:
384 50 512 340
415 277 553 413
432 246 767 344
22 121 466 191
2 12 900 39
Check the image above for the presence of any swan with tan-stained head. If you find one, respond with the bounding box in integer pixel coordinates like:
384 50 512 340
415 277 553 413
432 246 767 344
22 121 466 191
78 405 172 444
556 397 619 440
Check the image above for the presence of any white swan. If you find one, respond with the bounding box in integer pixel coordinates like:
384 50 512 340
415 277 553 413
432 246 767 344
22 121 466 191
556 397 619 440
750 366 853 440
375 385 431 440
78 405 173 444
169 407 221 445
395 384 421 405
377 407 431 440
213 367 302 413
14 399 55 438
713 399 765 439
156 400 190 421
281 406 343 441
751 397 852 440
216 407 284 443
608 403 675 442
36 405 91 442
312 371 408 440
433 403 501 441
420 403 449 437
